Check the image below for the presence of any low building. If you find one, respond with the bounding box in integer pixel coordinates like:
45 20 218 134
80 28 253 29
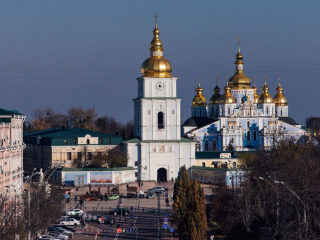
195 151 239 168
0 108 25 195
54 166 136 186
23 128 123 175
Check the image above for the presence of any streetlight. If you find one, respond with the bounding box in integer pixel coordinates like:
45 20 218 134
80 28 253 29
259 177 280 240
274 180 307 234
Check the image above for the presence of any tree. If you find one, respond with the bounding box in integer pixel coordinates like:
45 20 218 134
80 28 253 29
305 116 320 135
68 107 98 130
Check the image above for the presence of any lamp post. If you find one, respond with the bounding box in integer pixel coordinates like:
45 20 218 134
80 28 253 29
259 177 280 240
274 180 307 236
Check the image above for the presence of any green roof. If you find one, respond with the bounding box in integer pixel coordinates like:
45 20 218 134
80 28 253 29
123 137 194 144
190 166 239 172
62 166 135 172
24 128 123 146
195 151 240 159
0 108 24 116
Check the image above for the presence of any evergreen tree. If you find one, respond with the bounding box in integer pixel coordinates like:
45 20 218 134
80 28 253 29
173 165 191 238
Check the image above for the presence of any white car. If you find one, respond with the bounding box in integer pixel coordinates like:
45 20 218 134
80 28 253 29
59 218 80 226
152 186 165 193
67 209 83 216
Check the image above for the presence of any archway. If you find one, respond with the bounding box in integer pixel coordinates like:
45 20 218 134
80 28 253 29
157 168 167 182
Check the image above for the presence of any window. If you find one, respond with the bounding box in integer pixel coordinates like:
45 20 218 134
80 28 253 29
247 131 251 141
254 130 257 140
193 108 196 116
73 139 76 144
199 109 202 117
108 138 111 144
202 162 206 167
135 161 138 167
266 107 269 114
64 139 68 145
205 141 209 151
228 108 230 115
67 152 71 160
100 139 103 144
280 109 283 116
212 140 217 151
86 139 90 144
77 152 82 160
158 112 164 129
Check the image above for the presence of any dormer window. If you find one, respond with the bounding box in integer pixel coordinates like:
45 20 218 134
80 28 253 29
86 139 90 144
64 139 68 145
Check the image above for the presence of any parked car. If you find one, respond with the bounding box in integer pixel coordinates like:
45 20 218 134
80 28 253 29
151 186 164 193
56 216 69 223
98 216 115 224
37 235 57 240
48 232 68 240
48 227 74 238
90 215 102 222
147 192 155 199
108 194 120 200
59 218 80 226
110 208 129 216
139 190 145 198
52 225 76 233
67 209 83 216
68 215 82 221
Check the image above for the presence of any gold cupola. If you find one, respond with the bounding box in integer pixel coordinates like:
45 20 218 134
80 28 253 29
252 77 259 104
192 80 207 106
210 78 222 104
220 82 237 104
274 78 287 106
141 21 172 78
228 37 251 89
258 79 274 104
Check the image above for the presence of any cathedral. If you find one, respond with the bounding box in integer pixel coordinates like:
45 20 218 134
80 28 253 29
124 22 307 181
182 41 307 152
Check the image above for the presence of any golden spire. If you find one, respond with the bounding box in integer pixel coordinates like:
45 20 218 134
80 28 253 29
252 76 259 104
141 14 172 78
220 75 237 104
210 77 222 104
274 77 287 106
258 75 274 103
228 36 251 89
192 78 207 106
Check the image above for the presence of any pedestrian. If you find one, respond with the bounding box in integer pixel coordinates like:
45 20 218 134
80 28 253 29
74 196 77 203
138 181 141 187
171 217 174 226
104 193 107 201
171 177 174 184
141 181 144 187
76 187 78 193
158 178 160 185
127 184 129 189
210 235 215 240
163 192 164 200
117 222 120 229
162 178 164 183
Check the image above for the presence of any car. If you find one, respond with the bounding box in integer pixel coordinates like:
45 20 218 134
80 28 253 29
49 231 70 240
151 186 165 193
98 216 115 224
108 194 120 200
90 215 102 222
53 225 76 233
59 218 80 226
110 208 129 216
48 232 68 240
67 209 83 216
68 215 82 221
37 235 57 240
147 192 155 199
48 227 74 238
139 190 145 198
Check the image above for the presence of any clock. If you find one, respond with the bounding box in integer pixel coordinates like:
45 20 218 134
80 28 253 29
156 82 164 90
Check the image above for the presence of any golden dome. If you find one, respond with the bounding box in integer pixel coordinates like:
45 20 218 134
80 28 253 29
252 82 259 104
209 85 221 104
141 24 172 78
192 81 207 106
228 43 251 89
258 81 274 104
220 83 237 104
274 80 287 106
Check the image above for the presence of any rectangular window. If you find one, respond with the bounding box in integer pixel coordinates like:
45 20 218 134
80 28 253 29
77 152 82 160
73 139 76 144
67 152 71 160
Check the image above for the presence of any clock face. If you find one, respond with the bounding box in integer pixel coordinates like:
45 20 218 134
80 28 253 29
156 82 164 90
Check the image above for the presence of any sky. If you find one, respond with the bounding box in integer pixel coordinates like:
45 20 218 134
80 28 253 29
0 0 319 124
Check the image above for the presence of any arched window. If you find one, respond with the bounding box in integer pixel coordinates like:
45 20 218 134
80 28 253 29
86 139 90 144
193 108 196 116
205 141 209 151
253 130 257 140
158 112 164 129
247 131 251 141
228 108 230 115
266 107 269 114
202 162 206 167
199 109 202 117
247 121 250 128
212 140 217 151
280 109 283 116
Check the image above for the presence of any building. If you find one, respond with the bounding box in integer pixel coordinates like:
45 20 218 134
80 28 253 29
23 127 123 175
0 108 25 195
195 151 239 168
123 22 196 181
182 42 307 151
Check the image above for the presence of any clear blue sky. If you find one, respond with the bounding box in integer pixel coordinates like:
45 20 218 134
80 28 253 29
0 0 319 124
